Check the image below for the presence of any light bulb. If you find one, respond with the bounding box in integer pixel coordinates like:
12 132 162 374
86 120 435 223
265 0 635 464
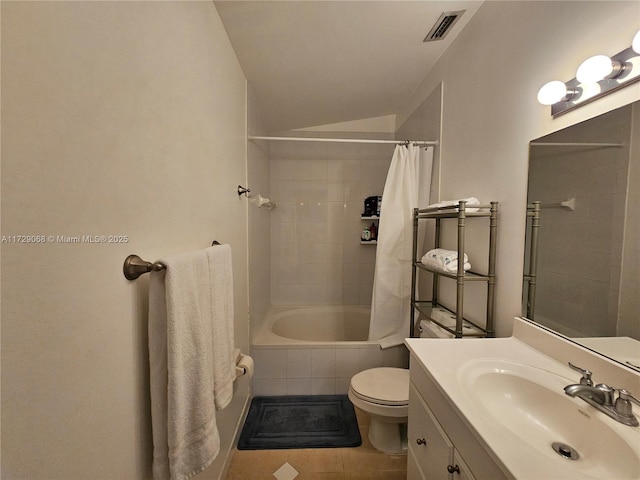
537 81 569 105
576 55 619 83
633 30 640 54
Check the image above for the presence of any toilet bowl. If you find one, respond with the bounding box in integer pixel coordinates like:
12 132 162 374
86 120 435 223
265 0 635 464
348 367 410 455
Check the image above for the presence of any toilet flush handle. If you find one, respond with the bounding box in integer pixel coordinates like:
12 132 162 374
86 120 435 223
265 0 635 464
416 437 427 446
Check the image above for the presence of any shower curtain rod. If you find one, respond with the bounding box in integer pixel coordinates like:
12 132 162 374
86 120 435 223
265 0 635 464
529 142 623 148
248 135 437 147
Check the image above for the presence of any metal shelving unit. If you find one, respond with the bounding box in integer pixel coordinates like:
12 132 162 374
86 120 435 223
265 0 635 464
410 201 498 338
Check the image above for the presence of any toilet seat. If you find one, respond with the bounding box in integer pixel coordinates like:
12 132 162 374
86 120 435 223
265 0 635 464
349 367 409 406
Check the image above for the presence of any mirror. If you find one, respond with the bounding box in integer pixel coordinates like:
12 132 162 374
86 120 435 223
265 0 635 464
523 101 640 370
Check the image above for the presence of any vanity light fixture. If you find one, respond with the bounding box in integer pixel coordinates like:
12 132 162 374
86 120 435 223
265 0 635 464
537 81 579 105
538 29 640 116
633 30 640 54
576 55 624 84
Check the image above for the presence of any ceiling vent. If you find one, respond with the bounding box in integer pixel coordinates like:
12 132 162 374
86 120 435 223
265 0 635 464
423 10 465 42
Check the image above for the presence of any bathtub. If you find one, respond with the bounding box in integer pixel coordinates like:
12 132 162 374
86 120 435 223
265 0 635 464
251 305 408 396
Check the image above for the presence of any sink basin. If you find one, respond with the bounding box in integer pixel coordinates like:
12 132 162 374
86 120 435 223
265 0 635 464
460 359 640 480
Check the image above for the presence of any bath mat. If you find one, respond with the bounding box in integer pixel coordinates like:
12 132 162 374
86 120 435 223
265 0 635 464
237 395 361 450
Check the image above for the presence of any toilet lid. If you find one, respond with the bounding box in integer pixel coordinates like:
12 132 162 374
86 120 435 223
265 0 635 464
350 367 410 406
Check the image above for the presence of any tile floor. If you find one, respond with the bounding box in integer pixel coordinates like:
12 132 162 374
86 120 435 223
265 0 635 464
225 407 407 480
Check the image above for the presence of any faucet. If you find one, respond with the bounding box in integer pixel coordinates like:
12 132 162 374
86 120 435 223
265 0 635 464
564 362 640 427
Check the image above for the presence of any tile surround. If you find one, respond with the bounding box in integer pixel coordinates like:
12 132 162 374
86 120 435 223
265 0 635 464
251 345 406 397
270 140 393 306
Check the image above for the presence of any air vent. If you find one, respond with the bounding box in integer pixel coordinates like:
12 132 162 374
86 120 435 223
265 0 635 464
423 10 465 42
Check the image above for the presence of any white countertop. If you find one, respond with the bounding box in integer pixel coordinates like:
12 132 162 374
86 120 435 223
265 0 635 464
405 322 640 480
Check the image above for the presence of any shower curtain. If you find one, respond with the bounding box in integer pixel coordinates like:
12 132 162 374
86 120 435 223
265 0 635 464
368 144 433 348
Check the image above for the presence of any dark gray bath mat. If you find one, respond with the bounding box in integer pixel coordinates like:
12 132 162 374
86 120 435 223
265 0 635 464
237 395 361 450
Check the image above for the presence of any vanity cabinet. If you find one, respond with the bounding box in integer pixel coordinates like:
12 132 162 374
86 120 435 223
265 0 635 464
410 201 498 338
408 383 469 480
407 352 509 480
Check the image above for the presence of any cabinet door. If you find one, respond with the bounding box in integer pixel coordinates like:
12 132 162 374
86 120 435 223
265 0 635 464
407 445 426 480
408 383 453 480
448 450 478 480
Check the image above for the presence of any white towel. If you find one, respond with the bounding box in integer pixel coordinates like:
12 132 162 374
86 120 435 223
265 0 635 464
148 245 235 480
426 197 481 212
421 248 471 273
207 245 236 410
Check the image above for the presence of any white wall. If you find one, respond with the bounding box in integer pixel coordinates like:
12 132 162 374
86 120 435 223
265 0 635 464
397 0 640 336
1 3 249 479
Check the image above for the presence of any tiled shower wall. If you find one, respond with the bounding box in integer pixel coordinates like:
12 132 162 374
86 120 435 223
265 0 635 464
269 139 394 305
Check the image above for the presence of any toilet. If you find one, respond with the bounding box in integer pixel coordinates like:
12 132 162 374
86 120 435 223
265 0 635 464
348 321 446 454
348 367 410 454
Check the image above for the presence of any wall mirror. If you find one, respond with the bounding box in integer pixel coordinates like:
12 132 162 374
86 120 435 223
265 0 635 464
522 101 639 370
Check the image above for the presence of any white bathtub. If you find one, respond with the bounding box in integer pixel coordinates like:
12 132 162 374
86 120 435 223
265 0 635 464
256 305 373 344
251 305 408 396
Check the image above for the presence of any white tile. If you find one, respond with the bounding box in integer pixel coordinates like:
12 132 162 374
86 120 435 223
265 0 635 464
287 349 312 378
325 284 344 304
335 377 352 395
296 223 326 243
312 349 336 378
343 263 359 285
271 158 297 180
327 159 344 181
328 182 344 202
301 159 328 181
259 349 287 379
273 462 299 480
286 378 313 395
312 378 336 395
359 282 373 305
342 284 360 305
344 159 360 181
262 378 287 396
327 202 345 224
359 347 384 370
271 223 295 246
336 348 361 377
326 243 344 264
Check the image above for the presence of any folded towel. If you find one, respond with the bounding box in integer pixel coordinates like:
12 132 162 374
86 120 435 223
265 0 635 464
426 197 481 212
149 245 235 480
421 248 471 273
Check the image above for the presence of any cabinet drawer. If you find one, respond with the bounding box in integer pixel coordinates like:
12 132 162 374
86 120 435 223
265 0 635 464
408 383 453 480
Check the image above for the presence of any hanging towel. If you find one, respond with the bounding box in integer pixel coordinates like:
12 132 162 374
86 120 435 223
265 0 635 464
207 246 236 410
426 197 481 212
148 245 235 480
421 248 471 273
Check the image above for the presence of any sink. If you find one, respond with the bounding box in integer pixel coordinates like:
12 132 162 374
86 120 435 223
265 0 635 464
459 359 640 480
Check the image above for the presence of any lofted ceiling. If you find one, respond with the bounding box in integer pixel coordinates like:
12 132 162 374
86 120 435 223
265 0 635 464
214 1 483 132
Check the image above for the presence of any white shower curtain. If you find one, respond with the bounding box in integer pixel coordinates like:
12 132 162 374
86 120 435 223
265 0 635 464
368 144 433 348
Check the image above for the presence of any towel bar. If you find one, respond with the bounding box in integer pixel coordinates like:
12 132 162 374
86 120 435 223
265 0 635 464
123 241 221 280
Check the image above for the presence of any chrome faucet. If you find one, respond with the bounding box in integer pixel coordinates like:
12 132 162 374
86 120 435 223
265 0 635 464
564 362 640 427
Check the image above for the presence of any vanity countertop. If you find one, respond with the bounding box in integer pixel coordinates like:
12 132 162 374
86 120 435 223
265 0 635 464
405 319 640 480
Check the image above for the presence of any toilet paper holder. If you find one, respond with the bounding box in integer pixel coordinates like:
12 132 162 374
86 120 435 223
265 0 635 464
233 349 253 379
